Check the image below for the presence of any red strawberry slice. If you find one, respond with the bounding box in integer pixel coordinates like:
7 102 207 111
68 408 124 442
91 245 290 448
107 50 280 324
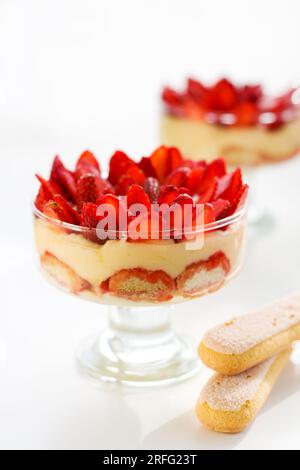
42 200 75 224
75 150 100 181
80 202 108 243
35 174 65 199
124 165 146 186
187 166 206 194
115 165 145 195
80 202 98 228
127 184 151 213
96 193 127 233
210 78 238 111
76 150 100 172
170 193 194 236
150 146 169 183
50 155 65 183
144 177 160 202
161 87 183 107
50 156 77 201
108 150 136 185
76 174 103 210
215 168 242 202
193 203 215 227
198 178 217 203
35 186 49 211
115 175 135 195
210 198 231 220
234 102 258 126
225 184 249 217
207 158 226 178
158 185 181 205
53 194 80 224
197 159 226 200
187 203 216 238
187 78 207 101
150 146 183 184
240 84 262 103
165 167 191 187
138 157 157 178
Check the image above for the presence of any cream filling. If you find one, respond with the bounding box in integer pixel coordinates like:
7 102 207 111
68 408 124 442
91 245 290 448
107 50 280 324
34 218 245 287
161 114 300 165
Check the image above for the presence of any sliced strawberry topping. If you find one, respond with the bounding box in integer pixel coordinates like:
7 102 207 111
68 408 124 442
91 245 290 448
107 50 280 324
144 177 160 202
115 175 135 195
76 174 104 210
50 155 77 201
76 150 100 172
115 164 146 195
215 168 242 203
170 193 194 236
210 78 239 111
162 77 297 129
108 150 136 185
240 84 262 103
210 199 231 220
158 185 189 205
234 102 258 126
35 150 247 238
96 193 127 233
138 157 157 178
187 78 207 101
43 200 74 224
150 146 183 183
127 184 151 212
198 178 217 203
165 167 191 187
161 87 183 107
75 150 100 181
80 202 98 228
53 194 80 224
187 165 206 194
35 186 49 211
125 165 146 185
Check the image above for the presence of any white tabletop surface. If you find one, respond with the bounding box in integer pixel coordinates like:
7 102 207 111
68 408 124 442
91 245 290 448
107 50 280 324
1 0 300 450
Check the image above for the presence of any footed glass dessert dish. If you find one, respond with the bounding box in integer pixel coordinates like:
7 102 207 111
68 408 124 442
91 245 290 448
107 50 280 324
33 147 248 386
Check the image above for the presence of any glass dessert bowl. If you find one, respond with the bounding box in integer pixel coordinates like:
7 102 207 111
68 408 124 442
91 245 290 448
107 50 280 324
161 77 300 228
33 147 248 386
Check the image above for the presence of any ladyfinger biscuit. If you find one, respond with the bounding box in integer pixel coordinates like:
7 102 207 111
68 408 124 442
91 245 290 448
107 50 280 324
195 349 291 433
199 293 300 375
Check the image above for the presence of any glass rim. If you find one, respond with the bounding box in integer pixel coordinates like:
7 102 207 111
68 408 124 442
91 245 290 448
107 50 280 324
32 196 248 236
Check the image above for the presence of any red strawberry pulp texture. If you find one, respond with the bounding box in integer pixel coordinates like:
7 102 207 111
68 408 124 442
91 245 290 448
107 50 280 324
34 148 248 240
162 78 299 130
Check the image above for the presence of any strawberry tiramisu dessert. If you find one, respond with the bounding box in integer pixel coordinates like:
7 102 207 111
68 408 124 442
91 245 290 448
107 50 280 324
161 78 300 166
34 147 247 305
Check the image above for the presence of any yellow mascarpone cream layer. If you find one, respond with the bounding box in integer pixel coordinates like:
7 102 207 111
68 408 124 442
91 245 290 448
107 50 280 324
161 115 300 166
34 218 245 286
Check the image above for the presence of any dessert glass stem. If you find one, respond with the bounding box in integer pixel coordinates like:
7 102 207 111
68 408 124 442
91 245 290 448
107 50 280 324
77 305 201 387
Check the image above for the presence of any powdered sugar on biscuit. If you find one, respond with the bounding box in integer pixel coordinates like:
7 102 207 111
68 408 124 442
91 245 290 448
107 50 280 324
203 293 300 354
199 356 275 411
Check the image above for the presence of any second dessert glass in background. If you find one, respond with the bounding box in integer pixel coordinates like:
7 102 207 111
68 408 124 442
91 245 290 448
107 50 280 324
160 77 300 229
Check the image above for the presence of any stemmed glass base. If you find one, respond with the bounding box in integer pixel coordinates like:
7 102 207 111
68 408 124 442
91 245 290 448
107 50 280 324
76 305 201 387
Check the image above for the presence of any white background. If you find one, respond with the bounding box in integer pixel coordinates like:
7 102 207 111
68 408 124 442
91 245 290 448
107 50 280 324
1 0 300 450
